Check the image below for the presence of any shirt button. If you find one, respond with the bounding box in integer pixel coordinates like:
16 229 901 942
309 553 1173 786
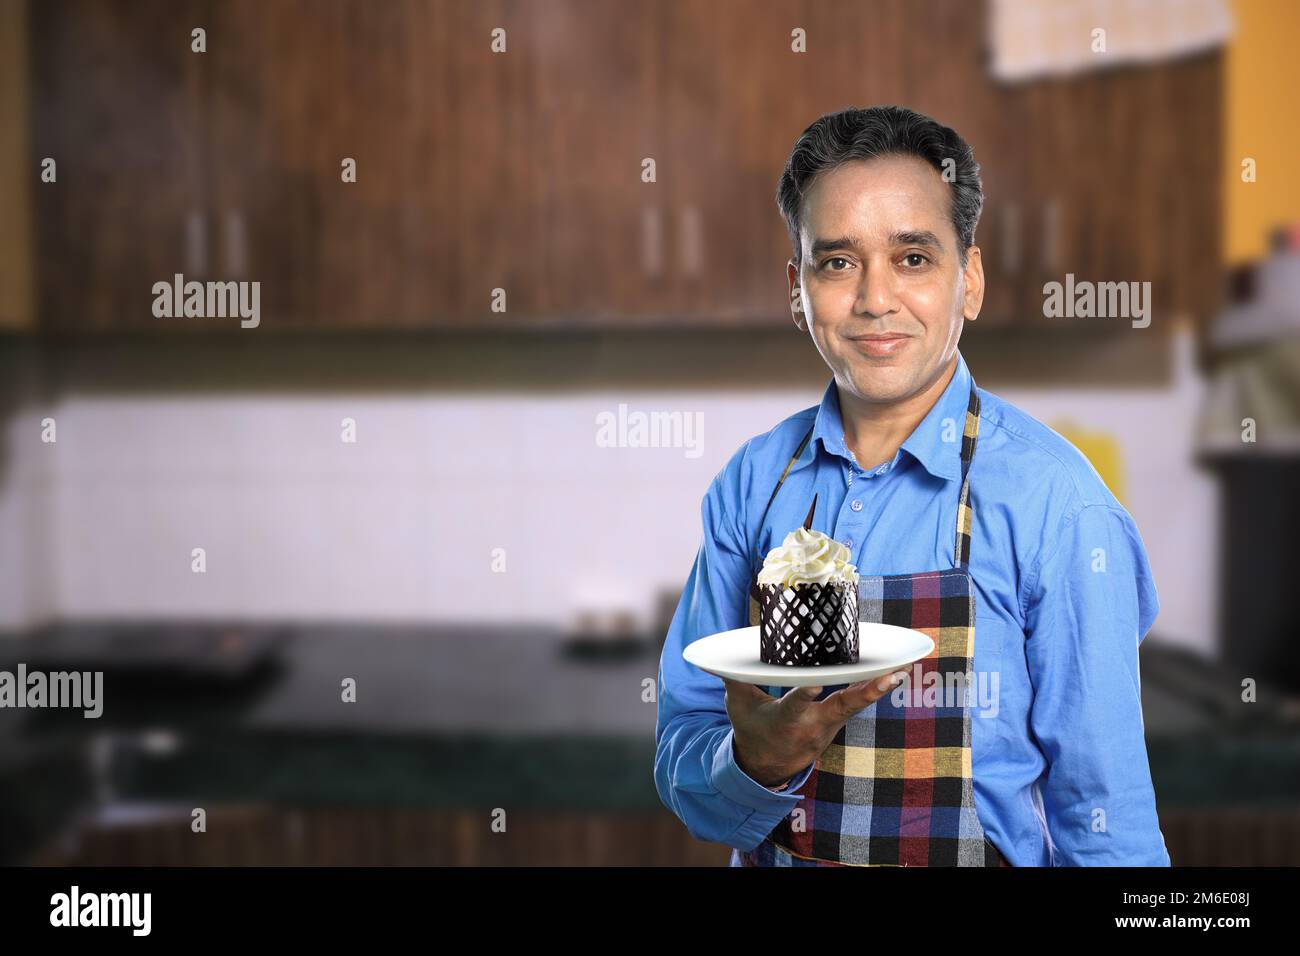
844 538 854 550
850 499 863 512
875 465 886 475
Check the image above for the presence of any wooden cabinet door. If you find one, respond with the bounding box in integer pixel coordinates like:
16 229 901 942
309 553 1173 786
207 0 478 330
206 0 323 329
441 0 550 327
209 0 659 330
1020 55 1222 334
520 0 666 326
662 0 908 327
1160 51 1222 324
30 0 206 331
902 0 1028 329
1025 68 1169 333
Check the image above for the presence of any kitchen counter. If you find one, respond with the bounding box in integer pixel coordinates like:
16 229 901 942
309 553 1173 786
0 620 662 736
0 621 666 862
3 621 1298 861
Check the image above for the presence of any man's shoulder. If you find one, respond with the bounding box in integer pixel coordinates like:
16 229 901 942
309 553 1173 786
976 386 1124 517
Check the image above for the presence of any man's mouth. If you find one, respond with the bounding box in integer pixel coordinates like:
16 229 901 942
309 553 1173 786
847 333 910 358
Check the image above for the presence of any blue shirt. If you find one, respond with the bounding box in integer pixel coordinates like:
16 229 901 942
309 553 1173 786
653 349 1170 866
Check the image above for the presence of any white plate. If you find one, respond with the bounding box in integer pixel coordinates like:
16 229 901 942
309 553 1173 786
683 623 935 688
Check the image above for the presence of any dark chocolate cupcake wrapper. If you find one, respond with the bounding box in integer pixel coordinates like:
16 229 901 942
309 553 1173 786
758 579 859 666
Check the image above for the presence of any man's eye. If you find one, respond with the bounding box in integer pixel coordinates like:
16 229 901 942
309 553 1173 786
822 257 850 271
903 253 929 268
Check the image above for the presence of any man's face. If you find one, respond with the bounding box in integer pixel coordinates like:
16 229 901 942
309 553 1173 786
787 154 983 405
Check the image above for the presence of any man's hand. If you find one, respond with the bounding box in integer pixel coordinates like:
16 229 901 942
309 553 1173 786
722 671 910 787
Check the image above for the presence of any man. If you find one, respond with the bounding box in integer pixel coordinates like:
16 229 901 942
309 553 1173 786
653 105 1169 866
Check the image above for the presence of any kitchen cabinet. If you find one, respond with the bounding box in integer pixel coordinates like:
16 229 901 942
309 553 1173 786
525 0 667 325
29 0 1223 332
411 0 552 327
1019 52 1222 331
660 0 909 326
11 624 1299 867
27 803 1300 867
208 0 560 330
1162 51 1222 322
901 0 1026 329
33 0 547 331
205 0 328 328
207 0 676 329
0 0 35 332
26 804 731 866
1021 71 1137 331
30 0 206 331
902 3 1221 333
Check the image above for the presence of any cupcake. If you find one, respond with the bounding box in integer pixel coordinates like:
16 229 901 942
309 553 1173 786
756 495 859 666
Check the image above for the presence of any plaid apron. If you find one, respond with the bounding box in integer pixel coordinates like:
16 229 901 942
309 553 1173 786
739 378 1010 867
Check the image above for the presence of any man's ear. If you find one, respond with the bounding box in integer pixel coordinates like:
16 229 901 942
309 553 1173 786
962 245 985 322
788 259 806 331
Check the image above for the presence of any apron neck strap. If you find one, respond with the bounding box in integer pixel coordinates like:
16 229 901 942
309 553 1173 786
749 423 815 589
750 376 983 578
953 379 982 571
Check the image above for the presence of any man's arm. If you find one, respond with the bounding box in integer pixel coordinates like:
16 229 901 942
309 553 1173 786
1022 501 1171 866
654 460 815 850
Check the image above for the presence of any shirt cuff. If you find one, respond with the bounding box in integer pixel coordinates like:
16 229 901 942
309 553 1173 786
711 726 815 812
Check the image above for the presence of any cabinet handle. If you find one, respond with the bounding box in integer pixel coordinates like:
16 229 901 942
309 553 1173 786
680 203 703 278
225 208 247 278
186 210 207 275
1001 202 1020 274
641 204 663 277
1043 198 1062 274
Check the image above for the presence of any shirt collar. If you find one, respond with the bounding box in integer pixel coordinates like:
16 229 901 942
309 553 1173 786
811 350 972 483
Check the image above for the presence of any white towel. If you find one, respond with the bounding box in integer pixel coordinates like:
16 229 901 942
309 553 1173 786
989 0 1234 82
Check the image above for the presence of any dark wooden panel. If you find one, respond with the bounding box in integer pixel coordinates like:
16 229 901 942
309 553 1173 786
524 0 665 325
903 0 1027 329
207 0 468 330
30 0 206 331
30 803 1300 866
28 804 734 866
663 0 909 326
1163 51 1223 324
443 0 549 327
1020 53 1223 334
28 0 1222 334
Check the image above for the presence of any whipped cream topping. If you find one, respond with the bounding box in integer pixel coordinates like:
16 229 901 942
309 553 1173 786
757 526 858 587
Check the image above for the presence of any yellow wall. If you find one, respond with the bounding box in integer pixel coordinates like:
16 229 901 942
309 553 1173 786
1225 0 1300 265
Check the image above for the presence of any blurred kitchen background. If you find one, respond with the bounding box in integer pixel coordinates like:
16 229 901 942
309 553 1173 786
1 0 1298 866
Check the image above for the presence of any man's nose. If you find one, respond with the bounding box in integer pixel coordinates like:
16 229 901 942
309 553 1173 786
855 261 899 318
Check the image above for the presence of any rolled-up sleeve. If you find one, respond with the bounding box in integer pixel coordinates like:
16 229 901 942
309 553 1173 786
1022 501 1170 866
654 456 815 851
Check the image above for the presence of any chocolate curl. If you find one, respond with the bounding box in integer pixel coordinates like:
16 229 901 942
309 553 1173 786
802 494 817 531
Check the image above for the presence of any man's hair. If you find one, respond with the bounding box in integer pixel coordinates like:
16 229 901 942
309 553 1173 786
776 105 983 268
